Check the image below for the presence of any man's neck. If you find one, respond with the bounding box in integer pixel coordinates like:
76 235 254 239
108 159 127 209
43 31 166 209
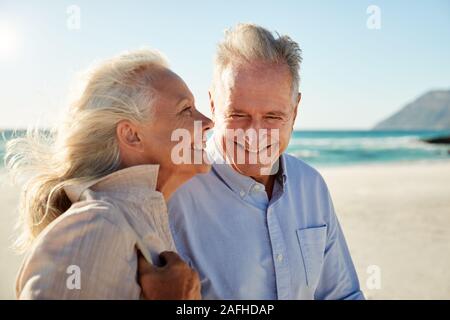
251 174 276 200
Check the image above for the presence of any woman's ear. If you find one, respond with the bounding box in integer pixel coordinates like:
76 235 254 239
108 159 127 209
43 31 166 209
116 120 143 152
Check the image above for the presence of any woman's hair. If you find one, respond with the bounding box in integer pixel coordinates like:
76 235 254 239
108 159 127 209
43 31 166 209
5 49 169 252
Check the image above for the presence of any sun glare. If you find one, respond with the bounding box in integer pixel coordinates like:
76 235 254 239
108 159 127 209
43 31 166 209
0 22 19 59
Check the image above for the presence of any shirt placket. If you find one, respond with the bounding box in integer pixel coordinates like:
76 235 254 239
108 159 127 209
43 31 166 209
266 203 291 299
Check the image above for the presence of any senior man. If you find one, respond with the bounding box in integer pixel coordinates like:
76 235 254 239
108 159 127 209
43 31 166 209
167 23 364 300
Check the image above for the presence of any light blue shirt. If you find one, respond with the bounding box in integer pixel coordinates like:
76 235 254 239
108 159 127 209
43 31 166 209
168 138 364 300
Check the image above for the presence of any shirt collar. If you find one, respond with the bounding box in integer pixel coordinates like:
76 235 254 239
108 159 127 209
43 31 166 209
63 164 160 203
206 134 288 199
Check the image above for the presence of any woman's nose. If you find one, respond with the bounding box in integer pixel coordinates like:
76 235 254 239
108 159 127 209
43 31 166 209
196 110 213 133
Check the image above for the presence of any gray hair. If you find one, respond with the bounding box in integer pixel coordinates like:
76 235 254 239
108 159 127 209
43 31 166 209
5 48 169 252
212 23 302 101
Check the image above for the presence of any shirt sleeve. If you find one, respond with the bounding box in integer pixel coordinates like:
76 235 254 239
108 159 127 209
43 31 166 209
16 201 141 299
314 181 365 300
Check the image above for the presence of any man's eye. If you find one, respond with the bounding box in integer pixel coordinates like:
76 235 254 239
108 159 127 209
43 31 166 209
266 116 282 120
230 114 245 118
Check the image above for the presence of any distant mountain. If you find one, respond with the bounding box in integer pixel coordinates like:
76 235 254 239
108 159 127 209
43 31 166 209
373 90 450 130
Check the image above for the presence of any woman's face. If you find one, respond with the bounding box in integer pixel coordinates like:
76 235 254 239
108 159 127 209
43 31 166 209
138 69 213 182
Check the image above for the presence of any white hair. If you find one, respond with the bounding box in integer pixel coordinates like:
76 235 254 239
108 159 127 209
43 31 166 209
212 23 302 101
5 48 169 252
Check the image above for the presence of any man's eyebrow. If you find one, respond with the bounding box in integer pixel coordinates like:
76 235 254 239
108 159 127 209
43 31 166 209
226 108 249 114
266 110 288 117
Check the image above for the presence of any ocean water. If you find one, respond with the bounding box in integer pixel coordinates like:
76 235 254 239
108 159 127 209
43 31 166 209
1 129 449 168
287 130 450 166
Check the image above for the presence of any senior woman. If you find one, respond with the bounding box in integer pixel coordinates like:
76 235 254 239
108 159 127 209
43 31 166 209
5 49 212 299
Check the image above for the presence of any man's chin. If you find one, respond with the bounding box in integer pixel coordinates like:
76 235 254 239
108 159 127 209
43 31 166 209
230 163 274 178
196 163 212 174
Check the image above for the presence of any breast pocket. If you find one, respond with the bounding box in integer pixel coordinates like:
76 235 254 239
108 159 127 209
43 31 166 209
296 225 327 289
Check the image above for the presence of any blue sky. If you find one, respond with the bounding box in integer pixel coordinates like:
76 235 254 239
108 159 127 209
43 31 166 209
0 0 449 129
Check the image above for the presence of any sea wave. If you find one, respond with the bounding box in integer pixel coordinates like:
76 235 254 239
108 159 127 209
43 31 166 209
1 129 449 167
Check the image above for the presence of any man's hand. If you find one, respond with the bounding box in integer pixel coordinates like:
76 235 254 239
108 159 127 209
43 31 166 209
137 251 202 300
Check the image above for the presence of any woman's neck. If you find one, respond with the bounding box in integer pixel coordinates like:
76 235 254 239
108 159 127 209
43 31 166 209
156 169 190 202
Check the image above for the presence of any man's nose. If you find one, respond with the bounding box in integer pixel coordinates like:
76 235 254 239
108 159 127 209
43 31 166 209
248 117 264 131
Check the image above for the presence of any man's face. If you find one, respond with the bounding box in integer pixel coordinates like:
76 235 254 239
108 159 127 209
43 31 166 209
210 61 300 179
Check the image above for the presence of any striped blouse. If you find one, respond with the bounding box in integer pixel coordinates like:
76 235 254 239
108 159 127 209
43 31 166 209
16 164 176 299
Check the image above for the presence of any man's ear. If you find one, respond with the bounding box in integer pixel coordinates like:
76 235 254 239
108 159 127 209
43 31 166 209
208 90 215 122
116 120 143 152
296 92 302 106
292 92 301 125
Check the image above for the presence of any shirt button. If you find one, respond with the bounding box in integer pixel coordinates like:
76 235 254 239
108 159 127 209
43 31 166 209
277 254 283 263
239 190 245 197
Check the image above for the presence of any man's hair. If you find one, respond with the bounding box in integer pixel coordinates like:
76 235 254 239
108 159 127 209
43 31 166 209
212 23 302 101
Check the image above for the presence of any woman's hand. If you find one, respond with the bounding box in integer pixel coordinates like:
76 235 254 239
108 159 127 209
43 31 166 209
138 251 202 300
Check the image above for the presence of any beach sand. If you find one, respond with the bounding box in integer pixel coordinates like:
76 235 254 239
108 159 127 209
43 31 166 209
0 170 22 299
319 160 450 299
0 160 449 299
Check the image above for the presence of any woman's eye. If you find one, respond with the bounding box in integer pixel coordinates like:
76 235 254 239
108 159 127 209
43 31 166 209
182 106 193 115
